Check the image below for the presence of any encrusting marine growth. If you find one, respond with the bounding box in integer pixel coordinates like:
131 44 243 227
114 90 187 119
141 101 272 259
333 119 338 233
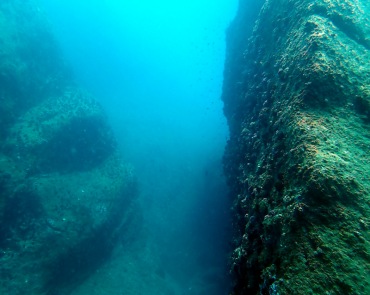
222 0 370 294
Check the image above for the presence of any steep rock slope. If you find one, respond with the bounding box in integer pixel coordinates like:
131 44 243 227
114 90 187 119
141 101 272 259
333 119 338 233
0 1 136 294
222 0 370 294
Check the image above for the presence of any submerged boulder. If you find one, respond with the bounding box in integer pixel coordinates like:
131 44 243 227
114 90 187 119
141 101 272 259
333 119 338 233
222 0 369 294
0 1 136 294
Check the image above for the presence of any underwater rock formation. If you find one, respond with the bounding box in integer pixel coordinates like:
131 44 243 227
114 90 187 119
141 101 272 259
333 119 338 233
222 0 370 294
0 1 136 294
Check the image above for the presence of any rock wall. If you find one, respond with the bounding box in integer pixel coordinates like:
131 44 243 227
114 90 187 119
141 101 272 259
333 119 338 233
0 1 137 294
222 0 370 294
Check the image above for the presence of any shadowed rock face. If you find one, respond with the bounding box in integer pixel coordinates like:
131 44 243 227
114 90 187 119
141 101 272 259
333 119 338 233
222 0 370 294
0 1 137 294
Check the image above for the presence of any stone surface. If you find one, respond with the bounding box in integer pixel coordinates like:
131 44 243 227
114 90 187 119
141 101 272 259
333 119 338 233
0 2 137 294
222 0 370 294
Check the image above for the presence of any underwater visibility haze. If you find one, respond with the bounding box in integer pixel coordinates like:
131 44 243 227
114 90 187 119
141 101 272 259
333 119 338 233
1 0 369 294
40 0 237 294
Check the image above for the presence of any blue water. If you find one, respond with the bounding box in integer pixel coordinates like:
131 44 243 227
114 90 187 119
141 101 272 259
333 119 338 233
39 1 237 293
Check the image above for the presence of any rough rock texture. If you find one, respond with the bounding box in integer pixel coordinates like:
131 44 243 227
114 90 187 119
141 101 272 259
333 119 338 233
0 2 136 294
222 0 370 294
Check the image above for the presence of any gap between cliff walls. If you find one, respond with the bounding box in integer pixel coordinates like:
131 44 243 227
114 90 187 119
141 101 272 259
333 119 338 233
38 0 239 294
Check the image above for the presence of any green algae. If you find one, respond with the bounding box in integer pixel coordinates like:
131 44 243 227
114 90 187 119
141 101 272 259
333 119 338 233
222 0 370 294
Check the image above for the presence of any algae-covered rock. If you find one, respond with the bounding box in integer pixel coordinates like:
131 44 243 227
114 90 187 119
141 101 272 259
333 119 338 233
222 0 370 294
0 1 137 294
0 1 69 137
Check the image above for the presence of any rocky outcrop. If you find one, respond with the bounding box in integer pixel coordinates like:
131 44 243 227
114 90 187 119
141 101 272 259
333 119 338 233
0 2 136 294
222 0 370 294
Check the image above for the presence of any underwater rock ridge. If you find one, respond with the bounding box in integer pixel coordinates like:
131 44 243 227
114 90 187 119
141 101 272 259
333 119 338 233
0 1 137 294
222 0 370 294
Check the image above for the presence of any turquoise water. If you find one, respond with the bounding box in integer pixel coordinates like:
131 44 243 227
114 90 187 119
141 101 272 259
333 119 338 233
38 0 237 294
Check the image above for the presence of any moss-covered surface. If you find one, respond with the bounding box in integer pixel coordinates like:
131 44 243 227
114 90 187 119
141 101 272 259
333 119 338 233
0 1 137 294
222 0 370 294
